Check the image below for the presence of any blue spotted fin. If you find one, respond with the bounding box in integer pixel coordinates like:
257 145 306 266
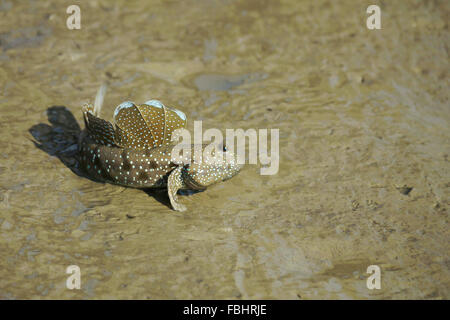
113 100 186 149
82 104 117 147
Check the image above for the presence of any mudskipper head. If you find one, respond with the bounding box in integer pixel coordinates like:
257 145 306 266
182 143 243 190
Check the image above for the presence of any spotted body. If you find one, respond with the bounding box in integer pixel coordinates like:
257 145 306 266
79 88 241 211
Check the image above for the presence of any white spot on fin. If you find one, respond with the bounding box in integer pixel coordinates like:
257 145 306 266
173 109 186 120
144 100 164 109
114 101 135 117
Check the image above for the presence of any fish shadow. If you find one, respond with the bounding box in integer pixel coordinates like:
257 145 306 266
28 106 178 209
29 106 83 177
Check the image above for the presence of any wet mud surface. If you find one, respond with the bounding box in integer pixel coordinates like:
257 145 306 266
0 0 449 299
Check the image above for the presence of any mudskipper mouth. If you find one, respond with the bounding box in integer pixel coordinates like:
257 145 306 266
182 170 207 191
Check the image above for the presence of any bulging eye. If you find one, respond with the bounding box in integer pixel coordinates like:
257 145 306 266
222 145 227 152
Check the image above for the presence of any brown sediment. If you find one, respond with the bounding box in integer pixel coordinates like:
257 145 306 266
1 0 449 299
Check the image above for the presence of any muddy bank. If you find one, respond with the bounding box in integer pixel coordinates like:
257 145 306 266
0 0 449 299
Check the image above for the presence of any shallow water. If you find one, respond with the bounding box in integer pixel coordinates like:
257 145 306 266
0 0 449 299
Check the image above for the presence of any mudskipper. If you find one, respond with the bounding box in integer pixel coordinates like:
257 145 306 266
79 85 242 211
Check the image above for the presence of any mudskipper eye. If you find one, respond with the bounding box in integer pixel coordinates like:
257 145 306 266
223 145 227 152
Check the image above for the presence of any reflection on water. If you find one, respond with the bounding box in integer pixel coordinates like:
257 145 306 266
0 0 448 299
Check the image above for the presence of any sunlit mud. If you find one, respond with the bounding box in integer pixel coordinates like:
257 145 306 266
0 0 448 299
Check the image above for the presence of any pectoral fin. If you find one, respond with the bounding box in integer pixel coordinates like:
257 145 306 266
167 166 187 212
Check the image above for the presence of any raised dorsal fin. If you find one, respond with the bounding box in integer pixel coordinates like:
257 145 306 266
113 100 186 149
141 100 187 146
113 101 156 149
